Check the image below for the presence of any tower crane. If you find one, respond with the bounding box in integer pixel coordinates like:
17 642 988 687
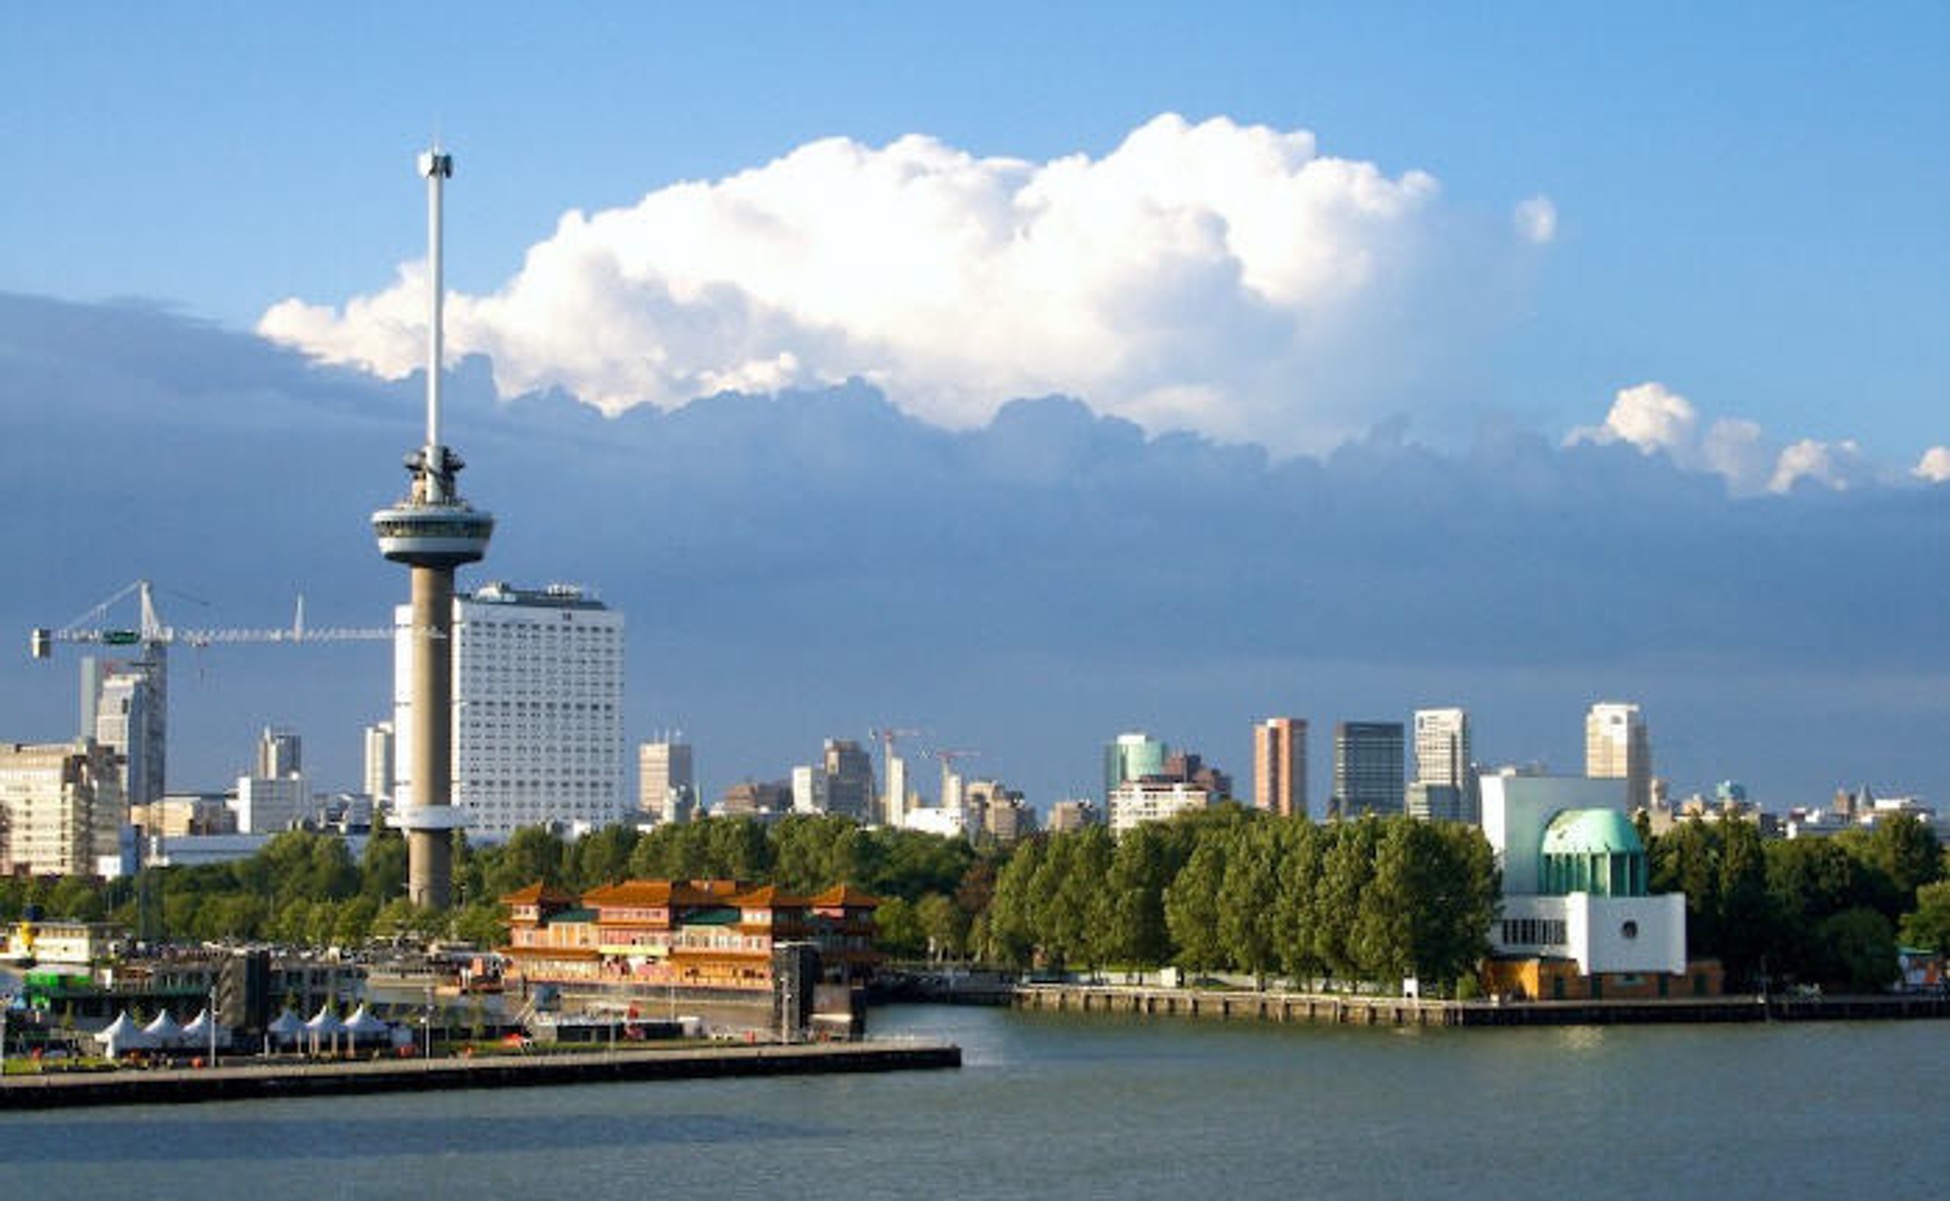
29 579 396 660
869 726 921 825
28 579 401 807
928 748 982 812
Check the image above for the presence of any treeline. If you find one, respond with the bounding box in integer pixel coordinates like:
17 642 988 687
979 808 1500 992
0 813 985 952
1645 811 1947 991
0 807 1944 995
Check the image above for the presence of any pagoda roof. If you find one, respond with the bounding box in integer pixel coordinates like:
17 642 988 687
731 885 810 909
809 884 881 909
500 881 575 908
583 879 734 909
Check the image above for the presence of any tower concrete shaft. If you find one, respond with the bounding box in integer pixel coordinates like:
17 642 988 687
404 565 456 907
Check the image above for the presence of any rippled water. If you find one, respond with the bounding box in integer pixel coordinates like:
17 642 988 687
3 1005 1946 1199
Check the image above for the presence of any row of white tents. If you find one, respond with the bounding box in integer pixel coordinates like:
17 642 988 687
93 1003 407 1058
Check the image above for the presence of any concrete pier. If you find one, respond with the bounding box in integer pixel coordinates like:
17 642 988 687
0 1039 960 1112
1013 984 1948 1027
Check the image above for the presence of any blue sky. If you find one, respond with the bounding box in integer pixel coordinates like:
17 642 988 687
5 3 1946 461
0 3 1947 814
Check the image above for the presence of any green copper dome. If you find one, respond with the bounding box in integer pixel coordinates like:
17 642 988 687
1539 809 1648 896
1542 809 1645 856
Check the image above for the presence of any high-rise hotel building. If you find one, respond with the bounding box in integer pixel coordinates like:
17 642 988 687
395 581 624 839
1584 702 1652 812
1251 718 1309 817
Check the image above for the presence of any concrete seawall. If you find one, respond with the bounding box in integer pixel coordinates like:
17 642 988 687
0 1039 960 1112
1014 984 1949 1027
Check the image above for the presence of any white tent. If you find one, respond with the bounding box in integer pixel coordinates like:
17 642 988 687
341 1003 392 1046
265 1007 305 1053
179 1007 230 1052
306 1003 346 1055
142 1008 186 1048
94 1010 153 1058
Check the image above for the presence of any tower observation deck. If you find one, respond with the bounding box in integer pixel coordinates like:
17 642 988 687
373 148 493 910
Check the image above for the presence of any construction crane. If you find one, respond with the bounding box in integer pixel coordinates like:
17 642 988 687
29 579 395 659
928 748 982 811
29 579 400 808
869 726 921 825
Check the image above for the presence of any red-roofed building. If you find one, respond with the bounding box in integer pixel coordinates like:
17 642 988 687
499 879 882 995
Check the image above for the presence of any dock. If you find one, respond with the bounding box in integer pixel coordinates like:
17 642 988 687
0 1038 961 1112
1013 983 1949 1027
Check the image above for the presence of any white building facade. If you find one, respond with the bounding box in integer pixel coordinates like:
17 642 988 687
1109 779 1215 832
0 740 127 877
1479 771 1686 976
397 582 624 839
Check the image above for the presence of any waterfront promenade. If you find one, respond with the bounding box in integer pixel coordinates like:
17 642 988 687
1013 982 1950 1027
0 1037 960 1111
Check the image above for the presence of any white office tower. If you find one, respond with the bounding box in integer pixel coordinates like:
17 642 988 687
397 582 624 839
791 765 829 815
883 754 909 827
639 739 695 825
1409 708 1475 823
90 656 166 808
363 722 395 804
1585 702 1653 812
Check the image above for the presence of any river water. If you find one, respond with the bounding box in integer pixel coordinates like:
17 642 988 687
2 1004 1946 1199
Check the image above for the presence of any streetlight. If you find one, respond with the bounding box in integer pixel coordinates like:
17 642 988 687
207 982 217 1069
423 984 434 1066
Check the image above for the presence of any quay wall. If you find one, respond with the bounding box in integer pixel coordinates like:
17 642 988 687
1013 984 1949 1027
0 1039 960 1112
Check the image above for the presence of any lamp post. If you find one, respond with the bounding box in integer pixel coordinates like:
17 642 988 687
207 982 217 1069
423 984 434 1066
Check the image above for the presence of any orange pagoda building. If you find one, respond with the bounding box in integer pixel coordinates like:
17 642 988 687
499 879 882 993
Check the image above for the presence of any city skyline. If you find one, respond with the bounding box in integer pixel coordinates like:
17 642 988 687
0 5 1945 817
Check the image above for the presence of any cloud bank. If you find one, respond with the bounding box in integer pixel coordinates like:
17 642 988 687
4 295 1948 813
1564 381 1941 497
261 113 1552 456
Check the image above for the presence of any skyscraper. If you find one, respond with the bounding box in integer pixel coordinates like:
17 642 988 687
1331 721 1404 817
397 581 624 839
823 739 875 820
256 727 302 780
89 656 165 809
639 739 695 825
1409 707 1474 823
1104 732 1166 806
363 721 395 804
1585 702 1652 812
1252 717 1309 816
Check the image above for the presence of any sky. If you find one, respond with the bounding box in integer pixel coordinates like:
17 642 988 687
0 3 1948 818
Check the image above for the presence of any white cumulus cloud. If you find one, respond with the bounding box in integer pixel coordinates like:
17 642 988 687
1567 382 1904 496
1912 446 1949 482
258 113 1550 456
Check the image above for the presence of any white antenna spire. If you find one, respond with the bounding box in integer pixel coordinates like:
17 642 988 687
418 146 453 457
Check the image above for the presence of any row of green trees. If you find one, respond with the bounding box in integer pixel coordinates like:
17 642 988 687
0 813 987 953
980 808 1500 991
1645 811 1947 991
